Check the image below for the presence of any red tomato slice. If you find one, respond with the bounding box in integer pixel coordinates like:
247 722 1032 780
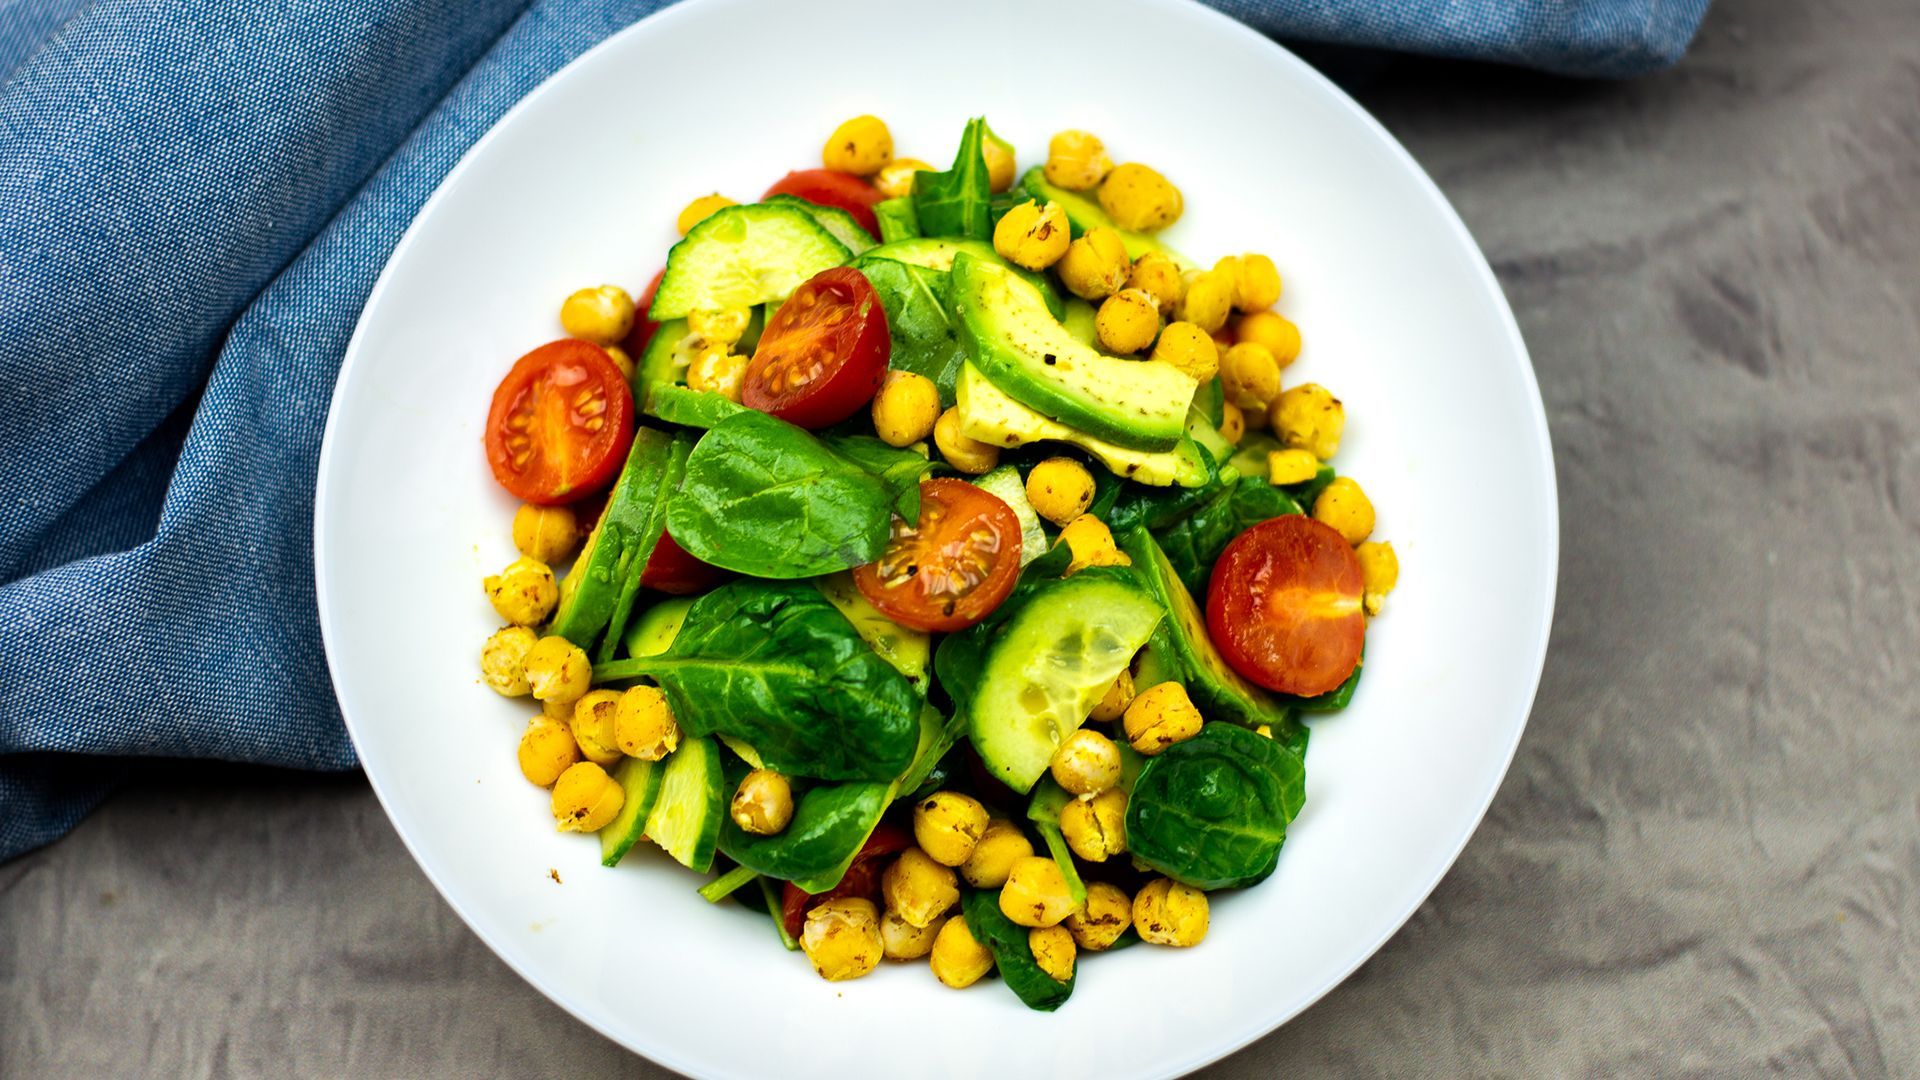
853 478 1022 633
743 267 890 429
1206 515 1366 696
640 529 729 596
484 339 634 504
779 822 912 939
764 169 882 237
622 267 666 358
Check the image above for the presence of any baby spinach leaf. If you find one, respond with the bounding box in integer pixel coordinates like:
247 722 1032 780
854 257 969 406
962 889 1075 1012
667 409 893 579
822 433 935 521
911 117 993 241
596 580 920 783
1124 724 1305 890
1159 478 1304 597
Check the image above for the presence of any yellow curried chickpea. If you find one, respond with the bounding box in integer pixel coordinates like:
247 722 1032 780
1234 253 1283 311
933 407 999 475
1088 667 1135 723
999 856 1077 928
524 635 591 706
1049 728 1122 796
1272 383 1345 460
882 848 961 929
1150 321 1219 382
1220 342 1282 410
730 768 794 835
483 556 557 626
1060 514 1131 574
801 897 883 982
559 285 635 346
1025 456 1096 526
1065 881 1133 951
685 344 747 403
929 914 995 988
1029 925 1077 982
1177 268 1235 333
569 689 623 768
881 910 944 960
913 791 990 867
1267 448 1320 486
960 819 1035 888
1123 681 1204 756
1055 227 1130 301
1314 477 1376 545
1133 877 1209 947
551 761 623 833
992 199 1071 271
512 503 579 565
1236 310 1302 367
871 370 941 447
1096 288 1162 355
606 345 636 380
1098 162 1183 232
614 685 680 760
542 696 573 720
686 306 751 347
517 716 580 787
1125 252 1185 316
1060 788 1128 862
1356 541 1399 616
1044 130 1112 191
874 157 933 199
1218 402 1246 445
983 133 1017 193
822 114 892 176
481 625 539 697
676 193 735 235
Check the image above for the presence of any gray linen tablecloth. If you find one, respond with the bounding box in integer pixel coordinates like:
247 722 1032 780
2 0 1915 1073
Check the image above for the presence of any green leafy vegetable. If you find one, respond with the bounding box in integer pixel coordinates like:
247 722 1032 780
1026 779 1089 909
962 890 1075 1012
698 864 760 903
821 433 935 521
911 117 993 240
1284 651 1363 713
874 197 921 243
1124 724 1305 890
667 410 893 579
1158 477 1304 597
853 257 968 405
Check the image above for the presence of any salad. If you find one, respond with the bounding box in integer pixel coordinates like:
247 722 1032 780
474 115 1399 1009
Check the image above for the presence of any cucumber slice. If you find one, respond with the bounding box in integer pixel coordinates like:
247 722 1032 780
763 193 876 255
969 572 1164 792
651 204 850 320
598 756 667 868
622 596 695 659
642 737 725 873
972 465 1047 567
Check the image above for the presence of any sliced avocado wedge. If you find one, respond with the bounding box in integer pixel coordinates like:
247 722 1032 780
1017 166 1194 269
550 429 689 655
950 254 1196 452
955 363 1208 488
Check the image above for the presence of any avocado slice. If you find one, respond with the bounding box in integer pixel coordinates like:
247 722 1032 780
1017 166 1194 270
954 363 1208 488
852 238 1064 318
950 254 1197 452
550 429 690 653
812 571 931 691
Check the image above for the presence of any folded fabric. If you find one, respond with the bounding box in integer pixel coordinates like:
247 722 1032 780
0 0 1710 863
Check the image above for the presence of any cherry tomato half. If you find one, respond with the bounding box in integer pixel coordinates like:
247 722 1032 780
854 478 1022 633
640 529 730 596
484 339 634 505
764 169 883 237
622 267 666 358
743 267 890 429
1206 515 1365 696
779 822 913 939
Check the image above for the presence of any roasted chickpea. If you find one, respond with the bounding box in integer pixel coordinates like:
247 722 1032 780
730 769 794 835
1177 268 1235 333
874 157 933 199
880 910 944 961
569 689 623 767
676 193 735 235
1049 728 1122 796
1150 321 1219 382
871 371 941 447
1087 668 1135 723
802 897 883 981
1065 881 1133 951
823 114 892 176
1237 310 1302 366
603 344 635 380
1122 681 1204 756
999 856 1076 928
1044 130 1112 191
1055 227 1130 301
1314 477 1376 545
481 625 539 696
1218 402 1246 445
1097 162 1182 232
1060 788 1128 862
511 504 579 565
913 791 990 867
983 132 1017 193
1096 288 1161 354
614 685 679 760
882 848 961 928
483 556 557 626
1271 383 1345 460
992 199 1071 271
685 344 747 403
550 761 623 833
1220 342 1282 410
1060 514 1130 574
686 306 752 347
961 819 1035 888
933 407 999 475
1029 925 1076 983
1233 253 1283 311
517 716 580 787
559 284 635 346
1134 877 1209 947
523 635 590 705
1357 540 1399 616
1025 456 1095 526
929 914 995 988
1125 252 1185 315
1267 448 1320 485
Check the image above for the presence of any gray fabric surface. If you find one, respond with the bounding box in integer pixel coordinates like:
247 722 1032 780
3 0 1917 1074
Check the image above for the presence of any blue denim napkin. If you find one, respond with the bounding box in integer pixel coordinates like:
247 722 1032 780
0 0 1709 861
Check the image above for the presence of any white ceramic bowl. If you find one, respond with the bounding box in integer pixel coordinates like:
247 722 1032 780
315 0 1557 1074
